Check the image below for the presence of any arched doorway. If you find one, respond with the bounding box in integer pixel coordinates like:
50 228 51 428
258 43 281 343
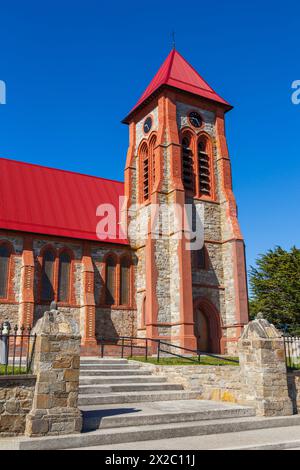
193 298 222 353
194 308 209 352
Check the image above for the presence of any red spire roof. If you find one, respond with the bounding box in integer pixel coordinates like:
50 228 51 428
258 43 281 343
0 157 128 245
123 49 232 122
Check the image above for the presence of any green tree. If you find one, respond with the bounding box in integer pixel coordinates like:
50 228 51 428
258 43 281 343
249 246 300 335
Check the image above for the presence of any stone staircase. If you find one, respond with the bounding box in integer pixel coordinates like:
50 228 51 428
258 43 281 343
79 358 198 406
12 357 300 450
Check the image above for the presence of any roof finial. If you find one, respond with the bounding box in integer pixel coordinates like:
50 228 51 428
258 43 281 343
172 31 176 50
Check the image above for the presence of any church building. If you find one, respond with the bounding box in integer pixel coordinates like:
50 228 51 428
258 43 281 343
0 49 249 355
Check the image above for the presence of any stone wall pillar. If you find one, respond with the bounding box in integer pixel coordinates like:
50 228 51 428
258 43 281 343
80 245 97 355
238 314 293 416
25 305 82 436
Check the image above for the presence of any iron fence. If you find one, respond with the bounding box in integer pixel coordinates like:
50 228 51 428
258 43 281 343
283 335 300 370
0 323 36 376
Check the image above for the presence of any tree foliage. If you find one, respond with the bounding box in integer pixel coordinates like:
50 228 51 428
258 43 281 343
249 246 300 335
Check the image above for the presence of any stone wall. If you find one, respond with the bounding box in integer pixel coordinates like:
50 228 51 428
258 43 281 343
0 376 36 436
137 361 241 403
288 371 300 414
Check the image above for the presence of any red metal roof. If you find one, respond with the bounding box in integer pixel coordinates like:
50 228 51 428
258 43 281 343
124 49 232 122
0 158 128 245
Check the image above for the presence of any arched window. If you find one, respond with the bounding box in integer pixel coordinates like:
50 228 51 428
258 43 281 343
141 143 149 201
193 246 207 270
41 250 55 301
0 244 11 299
120 257 130 306
58 251 71 302
181 135 194 192
141 295 146 328
149 135 157 187
198 138 211 197
105 256 116 305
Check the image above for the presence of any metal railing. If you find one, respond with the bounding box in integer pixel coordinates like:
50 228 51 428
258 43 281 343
0 323 36 376
98 335 239 365
283 334 300 370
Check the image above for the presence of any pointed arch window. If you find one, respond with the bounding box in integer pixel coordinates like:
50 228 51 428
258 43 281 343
105 256 116 305
0 244 11 299
140 143 149 202
193 246 207 270
149 135 157 188
58 252 71 302
41 250 55 301
181 136 194 193
120 257 130 306
198 138 211 197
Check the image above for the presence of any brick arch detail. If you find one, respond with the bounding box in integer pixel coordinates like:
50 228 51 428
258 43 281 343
193 297 223 354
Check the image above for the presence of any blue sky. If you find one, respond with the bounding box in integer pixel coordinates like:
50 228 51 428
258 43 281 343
0 0 299 275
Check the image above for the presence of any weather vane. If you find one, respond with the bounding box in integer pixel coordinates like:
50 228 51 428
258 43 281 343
172 31 176 49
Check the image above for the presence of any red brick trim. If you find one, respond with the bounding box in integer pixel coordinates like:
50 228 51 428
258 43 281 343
193 297 223 354
0 240 15 302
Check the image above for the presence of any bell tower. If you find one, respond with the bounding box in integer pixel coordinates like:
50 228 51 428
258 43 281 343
123 49 248 354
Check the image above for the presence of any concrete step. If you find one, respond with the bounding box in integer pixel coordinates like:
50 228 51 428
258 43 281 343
79 383 183 395
80 400 255 432
80 358 129 365
15 415 300 450
78 390 199 406
80 363 141 370
79 369 152 377
79 375 167 385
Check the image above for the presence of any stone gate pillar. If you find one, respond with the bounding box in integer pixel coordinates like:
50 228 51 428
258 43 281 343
25 304 82 436
238 313 293 416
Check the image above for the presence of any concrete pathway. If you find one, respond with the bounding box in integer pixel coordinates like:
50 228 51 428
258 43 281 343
72 425 300 450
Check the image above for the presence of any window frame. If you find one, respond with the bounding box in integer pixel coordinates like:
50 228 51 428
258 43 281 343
38 245 75 306
99 252 133 309
0 241 14 302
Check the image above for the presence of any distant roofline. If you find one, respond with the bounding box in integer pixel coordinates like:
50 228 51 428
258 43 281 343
0 156 124 186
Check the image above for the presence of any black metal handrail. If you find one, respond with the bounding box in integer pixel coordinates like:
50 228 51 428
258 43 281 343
97 335 239 365
0 324 37 376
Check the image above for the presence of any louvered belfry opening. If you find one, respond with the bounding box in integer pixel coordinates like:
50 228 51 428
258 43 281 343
181 136 194 192
0 244 10 298
149 135 156 188
198 139 211 196
140 143 149 202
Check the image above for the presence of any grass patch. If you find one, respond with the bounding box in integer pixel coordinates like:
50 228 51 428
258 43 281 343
0 365 28 375
131 355 239 366
287 361 300 371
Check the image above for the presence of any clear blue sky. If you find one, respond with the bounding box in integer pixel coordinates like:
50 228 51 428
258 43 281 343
0 0 299 274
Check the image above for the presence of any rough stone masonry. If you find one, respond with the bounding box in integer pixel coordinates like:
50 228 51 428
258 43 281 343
25 304 82 437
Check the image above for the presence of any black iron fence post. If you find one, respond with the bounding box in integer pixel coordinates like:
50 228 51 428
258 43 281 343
145 338 148 361
157 340 161 363
121 337 125 358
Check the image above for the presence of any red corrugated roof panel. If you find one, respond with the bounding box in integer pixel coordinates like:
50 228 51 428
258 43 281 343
123 49 232 122
0 158 128 244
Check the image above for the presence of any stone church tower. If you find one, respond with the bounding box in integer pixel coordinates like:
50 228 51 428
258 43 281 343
123 49 248 354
